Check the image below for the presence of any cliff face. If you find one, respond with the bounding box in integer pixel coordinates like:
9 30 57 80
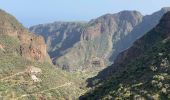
81 11 170 100
29 22 86 61
18 33 50 62
0 9 51 63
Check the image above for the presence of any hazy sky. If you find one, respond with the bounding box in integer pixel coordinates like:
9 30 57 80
0 0 170 27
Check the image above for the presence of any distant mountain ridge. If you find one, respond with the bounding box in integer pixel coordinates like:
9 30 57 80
30 7 170 72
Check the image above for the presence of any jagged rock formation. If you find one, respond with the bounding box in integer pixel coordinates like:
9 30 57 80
19 34 50 62
30 8 170 72
81 11 170 100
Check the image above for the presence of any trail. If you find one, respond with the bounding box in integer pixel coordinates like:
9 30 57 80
39 82 72 93
16 82 72 100
0 71 26 81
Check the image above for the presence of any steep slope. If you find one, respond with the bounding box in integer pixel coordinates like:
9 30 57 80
110 7 170 60
81 11 170 100
0 9 84 99
0 9 51 63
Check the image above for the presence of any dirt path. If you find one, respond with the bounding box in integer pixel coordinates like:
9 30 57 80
16 82 72 100
39 82 72 93
0 71 26 81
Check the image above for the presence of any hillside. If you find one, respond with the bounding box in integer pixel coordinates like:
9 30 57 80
0 9 85 99
80 11 170 100
30 8 170 72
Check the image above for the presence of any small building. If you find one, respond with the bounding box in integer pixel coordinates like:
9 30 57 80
31 75 41 82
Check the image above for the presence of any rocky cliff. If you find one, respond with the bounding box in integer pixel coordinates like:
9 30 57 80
29 22 86 61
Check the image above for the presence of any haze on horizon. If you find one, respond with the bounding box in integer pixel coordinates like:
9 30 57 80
0 0 170 27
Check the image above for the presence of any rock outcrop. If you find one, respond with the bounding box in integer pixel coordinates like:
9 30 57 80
0 9 51 63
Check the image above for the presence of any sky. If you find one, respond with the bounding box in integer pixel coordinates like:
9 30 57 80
0 0 170 27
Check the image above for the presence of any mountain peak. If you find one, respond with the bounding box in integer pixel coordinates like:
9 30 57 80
117 10 142 15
